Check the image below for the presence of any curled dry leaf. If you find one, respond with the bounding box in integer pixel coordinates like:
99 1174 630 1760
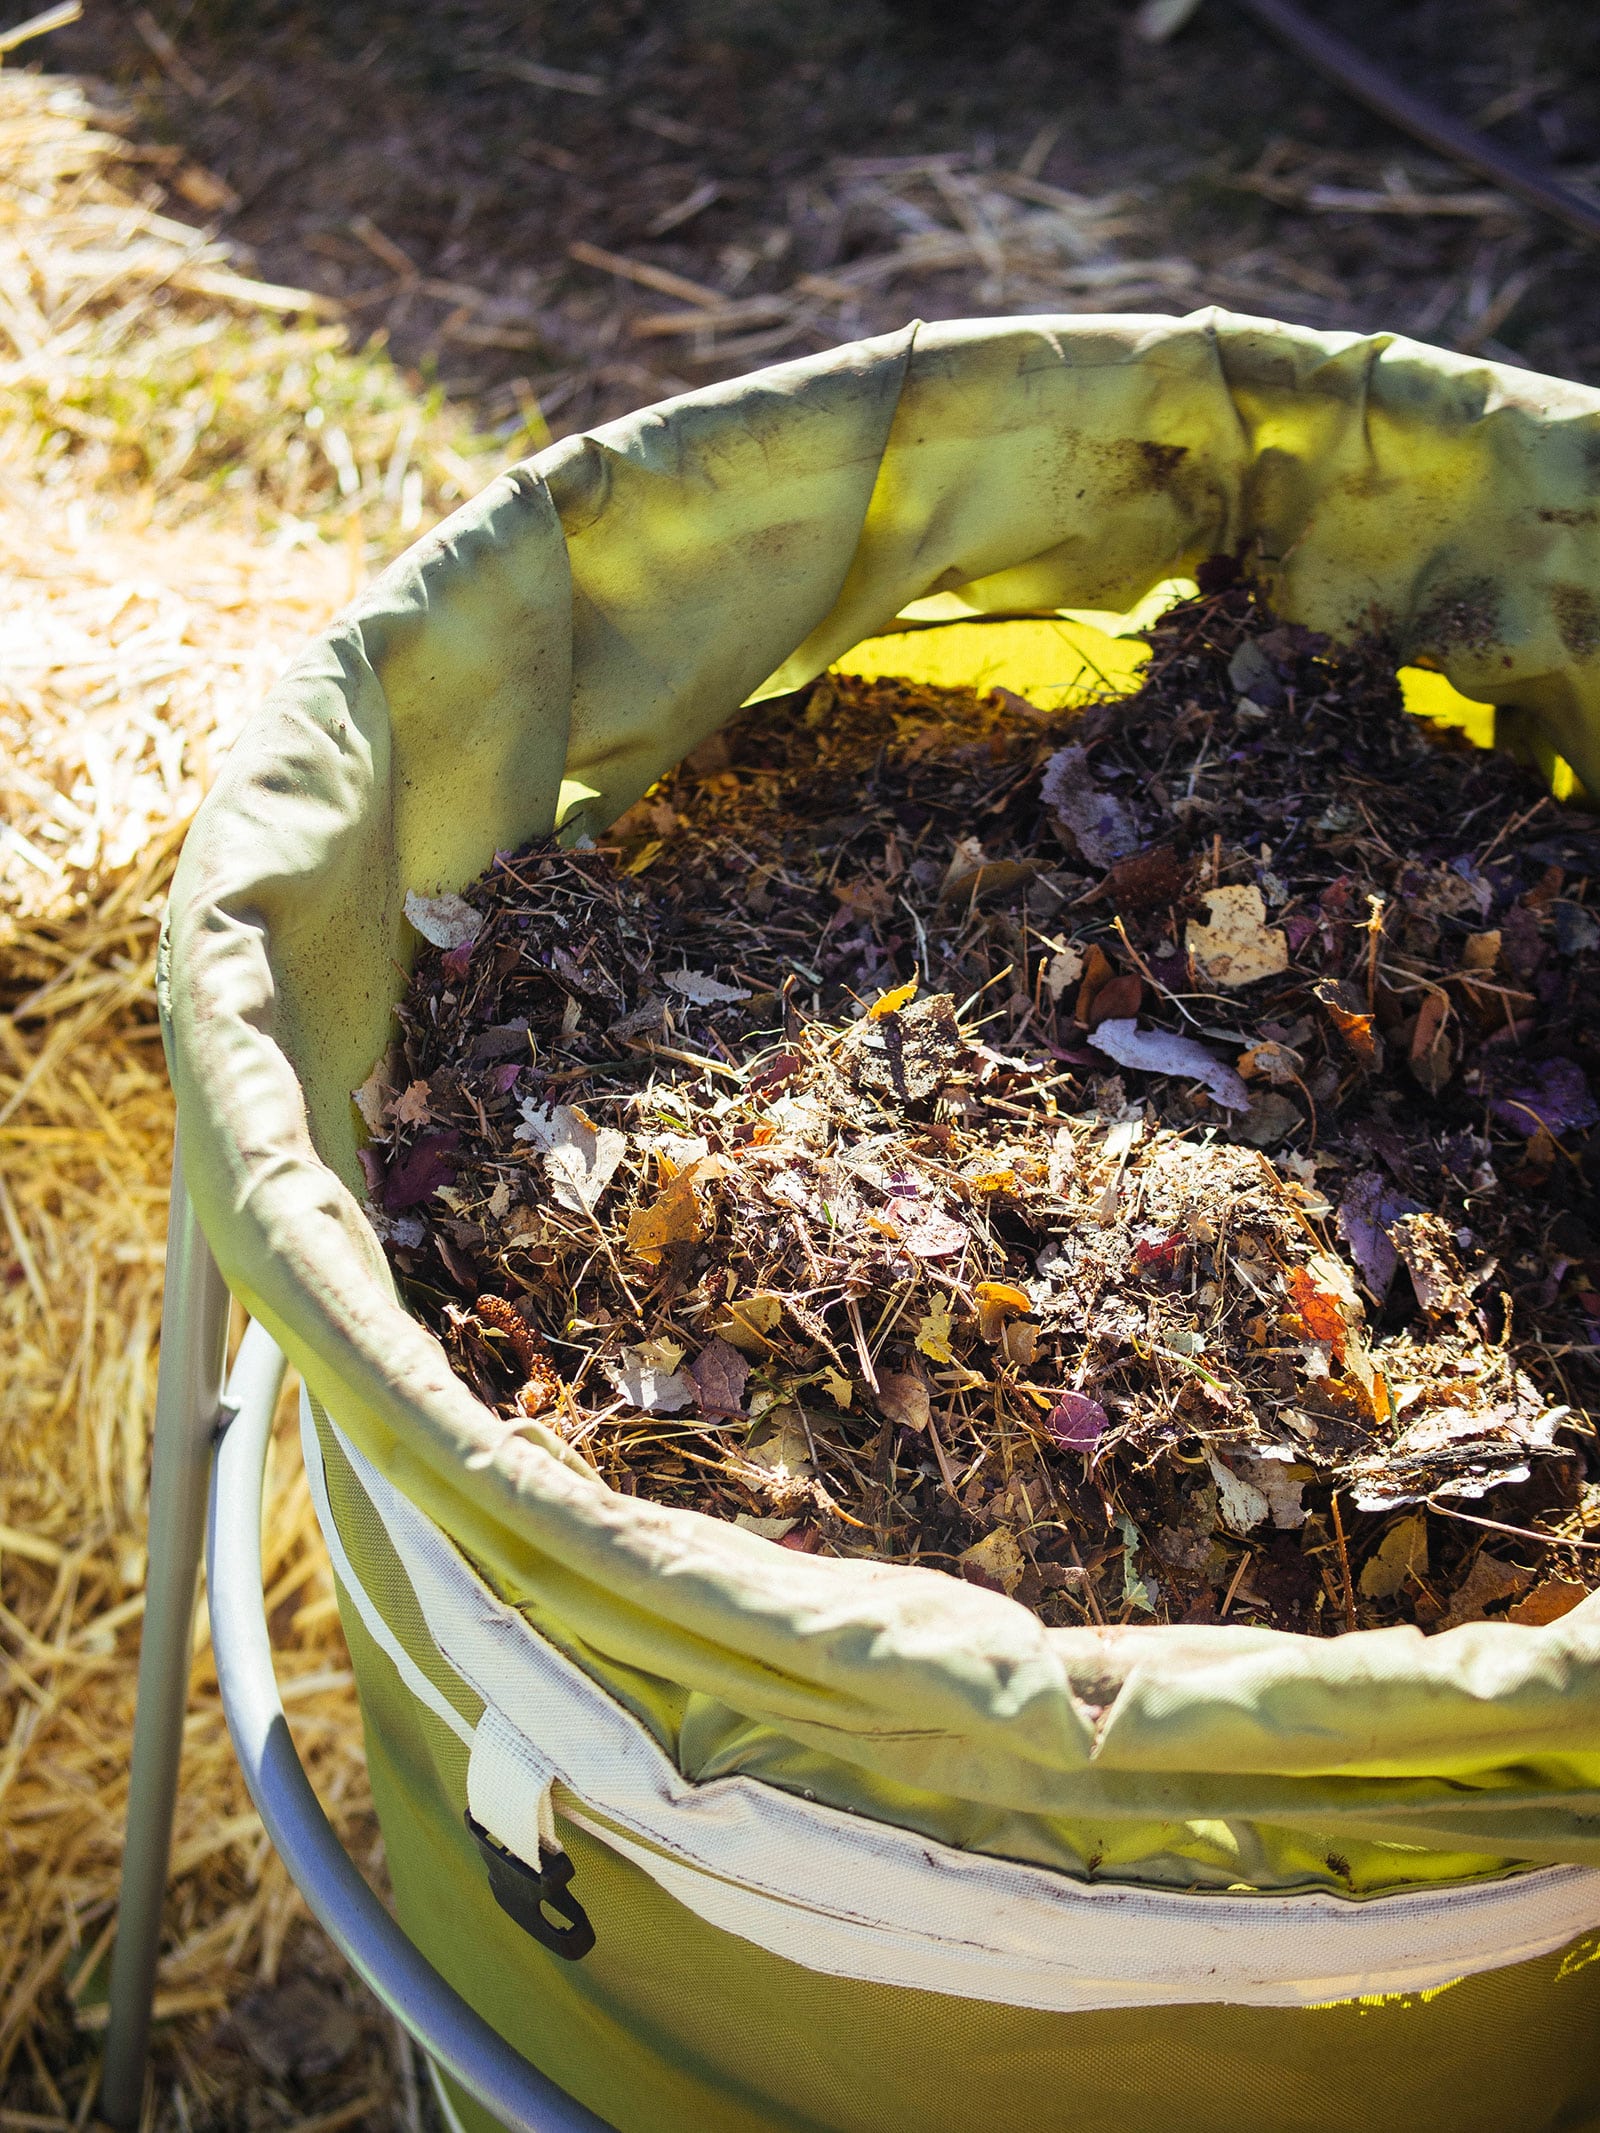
404 888 483 951
868 978 918 1019
1314 978 1382 1072
392 1079 432 1128
876 1370 931 1434
1083 973 1144 1030
664 968 750 1006
1408 989 1454 1095
1040 743 1142 869
1002 1319 1040 1369
514 1100 627 1215
353 1061 392 1133
974 1280 1031 1342
1088 1017 1249 1111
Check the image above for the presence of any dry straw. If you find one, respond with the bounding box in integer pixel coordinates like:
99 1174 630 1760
0 48 500 2127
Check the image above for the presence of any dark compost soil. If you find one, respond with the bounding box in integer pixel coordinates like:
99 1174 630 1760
362 567 1600 1636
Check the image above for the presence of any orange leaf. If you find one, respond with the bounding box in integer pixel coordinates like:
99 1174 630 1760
975 1280 1031 1343
1287 1267 1348 1359
1314 979 1381 1073
625 1156 726 1263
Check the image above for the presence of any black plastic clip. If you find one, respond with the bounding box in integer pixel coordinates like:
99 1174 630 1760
465 1810 596 1960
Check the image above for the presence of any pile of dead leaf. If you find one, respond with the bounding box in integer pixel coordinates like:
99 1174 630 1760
359 565 1600 1635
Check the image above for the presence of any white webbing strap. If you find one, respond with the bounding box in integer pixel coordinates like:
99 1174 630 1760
305 1393 1600 2013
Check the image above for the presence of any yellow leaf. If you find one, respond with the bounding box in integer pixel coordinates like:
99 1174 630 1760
623 838 664 875
956 1528 1025 1594
625 1164 707 1263
1185 884 1289 989
915 1295 956 1364
822 1366 853 1409
868 977 919 1019
715 1292 784 1354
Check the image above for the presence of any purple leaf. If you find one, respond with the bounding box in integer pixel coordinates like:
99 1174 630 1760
688 1336 750 1419
1335 1170 1421 1300
1045 1391 1109 1450
1040 745 1143 869
1490 1058 1600 1139
489 1062 523 1095
1087 1018 1250 1111
382 1130 461 1211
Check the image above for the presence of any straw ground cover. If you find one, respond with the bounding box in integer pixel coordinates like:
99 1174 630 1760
0 56 501 2130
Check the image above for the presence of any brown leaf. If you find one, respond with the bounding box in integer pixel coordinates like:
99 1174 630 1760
1508 1576 1589 1626
714 1292 784 1353
1185 885 1288 988
1074 942 1115 1025
1104 843 1187 911
1084 972 1143 1030
392 1078 432 1127
1388 1213 1477 1323
876 1370 931 1434
625 1158 721 1262
1438 1552 1535 1631
1002 1319 1040 1369
834 877 894 923
1407 989 1454 1095
940 857 1043 905
1358 1512 1429 1600
956 1528 1026 1594
688 1336 750 1419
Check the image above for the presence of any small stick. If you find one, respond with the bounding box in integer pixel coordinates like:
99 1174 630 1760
924 1406 961 1501
1363 894 1385 1011
844 1294 880 1394
1425 1497 1600 1552
1221 1549 1253 1617
1330 1491 1358 1630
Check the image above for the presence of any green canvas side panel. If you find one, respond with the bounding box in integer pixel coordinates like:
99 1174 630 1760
340 1578 1600 2133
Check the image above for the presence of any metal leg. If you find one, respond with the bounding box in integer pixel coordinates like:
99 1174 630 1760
208 1330 614 2133
100 1148 231 2130
102 1147 614 2131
